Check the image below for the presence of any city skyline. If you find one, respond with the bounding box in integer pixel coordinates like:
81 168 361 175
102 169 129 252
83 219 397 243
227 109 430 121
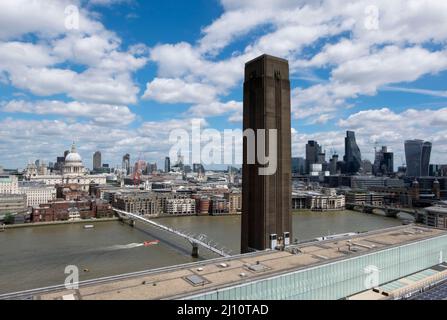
1 1 447 169
0 133 439 172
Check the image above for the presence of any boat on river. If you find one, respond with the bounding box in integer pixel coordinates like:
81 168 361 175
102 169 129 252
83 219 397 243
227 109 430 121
144 240 160 247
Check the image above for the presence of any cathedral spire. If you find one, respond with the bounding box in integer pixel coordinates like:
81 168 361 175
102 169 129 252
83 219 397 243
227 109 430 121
71 141 77 153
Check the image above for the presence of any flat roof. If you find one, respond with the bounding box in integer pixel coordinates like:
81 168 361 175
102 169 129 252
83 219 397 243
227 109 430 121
37 225 447 300
349 262 447 300
245 54 289 65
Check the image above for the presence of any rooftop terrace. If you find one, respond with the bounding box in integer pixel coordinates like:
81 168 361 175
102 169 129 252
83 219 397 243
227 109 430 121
37 225 447 300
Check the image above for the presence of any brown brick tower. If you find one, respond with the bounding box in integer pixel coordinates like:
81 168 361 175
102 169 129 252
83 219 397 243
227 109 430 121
241 54 292 253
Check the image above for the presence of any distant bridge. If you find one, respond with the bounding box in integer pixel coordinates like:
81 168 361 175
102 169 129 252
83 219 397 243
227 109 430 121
113 209 232 258
346 203 425 221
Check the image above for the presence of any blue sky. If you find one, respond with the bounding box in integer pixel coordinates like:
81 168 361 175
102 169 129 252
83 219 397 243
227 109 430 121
1 0 447 170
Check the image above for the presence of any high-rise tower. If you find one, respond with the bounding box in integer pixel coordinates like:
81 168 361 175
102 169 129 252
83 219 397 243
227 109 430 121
305 140 321 174
405 140 432 177
241 54 292 253
165 157 171 173
93 151 102 171
122 154 130 175
344 131 362 174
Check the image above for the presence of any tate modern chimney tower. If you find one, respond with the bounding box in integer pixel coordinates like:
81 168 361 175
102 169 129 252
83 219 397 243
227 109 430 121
241 54 292 253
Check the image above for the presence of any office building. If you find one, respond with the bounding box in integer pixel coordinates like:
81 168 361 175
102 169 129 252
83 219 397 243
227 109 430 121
122 154 131 175
93 151 102 171
54 156 65 172
344 131 362 174
374 146 394 176
224 192 242 214
361 160 373 175
291 157 305 175
114 192 160 216
18 182 56 207
421 142 432 176
405 140 432 177
429 164 443 177
146 163 157 175
165 157 171 173
166 198 196 215
241 54 292 253
329 154 339 175
345 192 384 206
306 141 322 174
301 188 346 211
0 175 19 194
0 194 27 215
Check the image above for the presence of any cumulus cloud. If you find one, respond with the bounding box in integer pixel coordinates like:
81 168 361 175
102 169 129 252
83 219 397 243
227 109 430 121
0 117 209 169
0 0 103 40
142 78 218 104
146 0 447 126
331 46 447 95
187 101 242 119
2 100 136 125
3 0 447 167
0 1 148 106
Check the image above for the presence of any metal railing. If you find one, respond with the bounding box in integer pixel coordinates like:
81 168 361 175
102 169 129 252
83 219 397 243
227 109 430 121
113 209 232 257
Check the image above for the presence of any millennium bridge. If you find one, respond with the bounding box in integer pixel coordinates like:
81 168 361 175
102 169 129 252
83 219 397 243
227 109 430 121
114 208 232 258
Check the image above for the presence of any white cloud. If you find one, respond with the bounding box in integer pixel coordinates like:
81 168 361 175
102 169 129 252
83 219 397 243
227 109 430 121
142 78 218 104
0 117 209 169
308 114 335 125
338 107 447 130
52 34 148 72
332 46 447 96
2 100 136 125
6 67 140 105
0 0 102 40
3 0 447 167
291 46 447 122
187 101 241 118
0 41 59 68
147 0 447 125
298 39 369 68
0 1 148 106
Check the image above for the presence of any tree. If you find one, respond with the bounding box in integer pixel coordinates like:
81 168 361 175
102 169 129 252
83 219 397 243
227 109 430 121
3 213 14 225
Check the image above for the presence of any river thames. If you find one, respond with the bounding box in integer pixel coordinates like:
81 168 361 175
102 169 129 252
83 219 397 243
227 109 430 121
0 210 404 294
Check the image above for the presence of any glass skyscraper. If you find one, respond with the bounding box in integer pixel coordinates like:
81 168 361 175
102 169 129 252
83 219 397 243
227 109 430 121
421 142 432 176
291 157 305 175
305 140 321 174
164 157 171 173
405 140 432 177
343 131 362 174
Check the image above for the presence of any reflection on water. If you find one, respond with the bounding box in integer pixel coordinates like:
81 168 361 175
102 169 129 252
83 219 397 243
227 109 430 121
0 210 402 294
95 243 145 251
